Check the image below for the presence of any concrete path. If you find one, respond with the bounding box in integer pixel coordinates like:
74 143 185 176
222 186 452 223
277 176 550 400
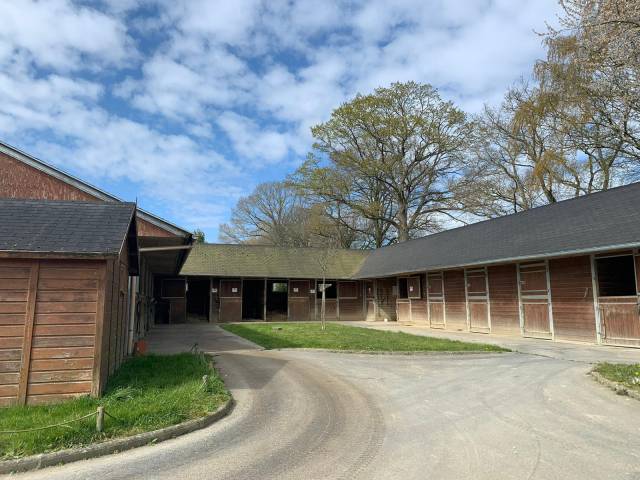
345 321 640 364
10 324 640 480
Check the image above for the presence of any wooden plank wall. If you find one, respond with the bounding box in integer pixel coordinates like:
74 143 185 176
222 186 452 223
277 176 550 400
289 280 310 321
0 258 114 406
487 265 520 335
0 260 31 406
443 270 466 330
549 256 597 343
219 280 242 322
338 281 364 321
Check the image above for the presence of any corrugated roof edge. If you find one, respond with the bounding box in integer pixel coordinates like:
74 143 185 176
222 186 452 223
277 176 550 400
0 140 190 238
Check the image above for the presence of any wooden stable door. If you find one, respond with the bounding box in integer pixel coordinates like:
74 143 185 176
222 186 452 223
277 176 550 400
289 280 310 321
466 268 490 333
518 263 552 338
427 273 445 328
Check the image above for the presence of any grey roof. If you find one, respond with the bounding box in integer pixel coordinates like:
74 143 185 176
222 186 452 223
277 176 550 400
0 140 190 238
0 199 136 255
356 182 640 278
181 243 370 279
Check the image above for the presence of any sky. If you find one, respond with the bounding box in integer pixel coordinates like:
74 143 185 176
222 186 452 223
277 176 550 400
0 0 559 240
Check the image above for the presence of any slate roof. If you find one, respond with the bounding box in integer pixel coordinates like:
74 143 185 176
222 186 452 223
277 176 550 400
0 199 136 255
356 182 640 278
180 243 370 279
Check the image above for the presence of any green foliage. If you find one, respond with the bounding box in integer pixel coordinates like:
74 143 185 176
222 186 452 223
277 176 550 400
222 323 507 353
292 81 472 244
594 363 640 392
0 353 229 460
193 229 206 244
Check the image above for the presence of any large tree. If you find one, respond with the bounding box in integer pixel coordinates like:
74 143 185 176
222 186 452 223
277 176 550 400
219 181 356 248
293 81 472 243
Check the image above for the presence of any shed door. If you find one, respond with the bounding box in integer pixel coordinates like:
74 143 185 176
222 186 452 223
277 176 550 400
427 273 445 328
466 268 490 333
219 280 242 323
289 280 310 321
365 281 376 321
518 263 552 338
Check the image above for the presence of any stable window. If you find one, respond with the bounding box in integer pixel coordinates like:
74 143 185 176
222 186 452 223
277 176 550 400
271 282 288 293
596 255 637 297
317 281 337 299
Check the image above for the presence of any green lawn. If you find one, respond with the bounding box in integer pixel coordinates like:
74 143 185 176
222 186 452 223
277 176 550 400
0 353 229 460
222 322 508 352
594 363 640 392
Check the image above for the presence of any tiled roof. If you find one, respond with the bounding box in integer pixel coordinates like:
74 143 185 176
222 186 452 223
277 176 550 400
0 198 135 255
181 243 370 279
356 182 640 278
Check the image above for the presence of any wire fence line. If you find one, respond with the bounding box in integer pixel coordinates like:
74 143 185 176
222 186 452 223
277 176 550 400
0 406 123 435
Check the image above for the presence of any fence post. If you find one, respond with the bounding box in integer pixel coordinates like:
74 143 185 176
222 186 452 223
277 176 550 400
96 406 105 433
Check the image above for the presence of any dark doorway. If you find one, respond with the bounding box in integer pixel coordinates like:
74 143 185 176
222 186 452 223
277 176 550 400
597 255 637 297
242 279 265 320
267 279 288 321
186 278 210 323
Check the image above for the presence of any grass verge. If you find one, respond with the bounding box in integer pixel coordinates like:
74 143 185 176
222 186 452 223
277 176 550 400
222 322 508 352
0 353 229 460
593 363 640 393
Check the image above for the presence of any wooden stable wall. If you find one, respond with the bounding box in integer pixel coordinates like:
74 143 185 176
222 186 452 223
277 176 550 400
370 250 640 347
0 256 131 406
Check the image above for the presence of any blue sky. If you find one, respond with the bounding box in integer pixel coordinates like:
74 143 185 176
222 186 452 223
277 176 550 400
0 0 558 240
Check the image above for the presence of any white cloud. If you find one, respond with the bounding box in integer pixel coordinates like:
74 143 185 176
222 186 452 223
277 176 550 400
0 0 133 70
0 0 561 237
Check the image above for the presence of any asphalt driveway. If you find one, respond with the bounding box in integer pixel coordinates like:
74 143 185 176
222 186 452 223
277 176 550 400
11 324 640 480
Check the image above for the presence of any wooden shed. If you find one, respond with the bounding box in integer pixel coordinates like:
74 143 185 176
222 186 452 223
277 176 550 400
0 199 138 406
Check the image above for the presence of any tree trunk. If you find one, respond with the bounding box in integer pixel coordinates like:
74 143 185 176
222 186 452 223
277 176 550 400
397 204 409 242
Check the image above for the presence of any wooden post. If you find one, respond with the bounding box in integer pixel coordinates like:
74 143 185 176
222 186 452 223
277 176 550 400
96 406 105 433
18 261 40 405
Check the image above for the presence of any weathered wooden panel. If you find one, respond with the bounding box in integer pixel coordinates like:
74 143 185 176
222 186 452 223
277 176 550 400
469 302 490 332
410 299 428 324
466 271 487 295
339 298 364 321
0 279 29 290
36 313 96 324
523 303 551 337
338 281 358 299
366 299 376 321
0 314 26 325
220 280 241 298
32 336 94 348
487 265 520 334
397 300 411 323
317 299 337 320
29 370 93 383
220 298 242 322
600 302 640 346
30 358 94 371
31 347 94 359
28 381 92 395
289 280 309 298
429 301 445 328
36 291 98 302
444 270 466 330
289 298 310 321
0 291 28 302
549 256 596 343
427 274 443 296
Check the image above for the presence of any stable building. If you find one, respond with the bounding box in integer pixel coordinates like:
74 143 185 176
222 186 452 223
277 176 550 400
0 199 138 406
177 245 370 323
174 183 640 348
357 182 640 347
